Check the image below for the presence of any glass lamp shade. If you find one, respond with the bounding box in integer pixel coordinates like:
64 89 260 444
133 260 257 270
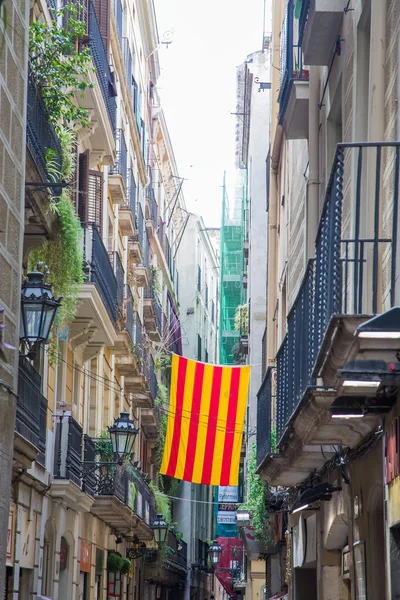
151 514 169 545
108 411 139 463
208 539 223 568
20 270 62 346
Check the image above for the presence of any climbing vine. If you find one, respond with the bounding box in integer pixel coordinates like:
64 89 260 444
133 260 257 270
242 444 273 545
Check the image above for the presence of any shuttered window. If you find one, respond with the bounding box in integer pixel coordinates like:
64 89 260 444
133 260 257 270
78 151 103 230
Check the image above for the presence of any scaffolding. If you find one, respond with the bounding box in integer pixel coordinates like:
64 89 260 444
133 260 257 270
218 171 246 365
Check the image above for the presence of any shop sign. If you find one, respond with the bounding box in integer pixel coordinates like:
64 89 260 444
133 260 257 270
217 511 236 524
80 541 92 573
7 503 16 566
20 507 36 569
218 487 239 503
386 417 400 484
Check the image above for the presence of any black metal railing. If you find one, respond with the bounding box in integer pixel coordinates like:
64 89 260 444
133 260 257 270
125 284 135 345
89 463 126 502
278 0 309 123
149 356 158 399
88 0 116 132
110 129 127 184
135 204 144 248
177 540 188 569
115 0 123 47
166 531 187 569
134 312 143 360
127 169 137 218
54 416 83 487
146 187 158 222
16 357 47 465
46 0 57 11
144 281 154 300
269 142 400 452
83 435 97 496
132 475 156 524
83 223 118 324
26 64 62 184
257 368 274 469
109 251 124 315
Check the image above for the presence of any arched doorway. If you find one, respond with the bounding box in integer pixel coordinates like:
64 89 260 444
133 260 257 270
42 520 56 597
59 534 73 600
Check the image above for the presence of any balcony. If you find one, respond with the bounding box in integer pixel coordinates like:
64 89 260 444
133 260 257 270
51 415 93 512
114 288 141 376
257 142 400 486
299 0 345 66
145 187 158 239
71 224 118 354
145 530 188 587
143 283 162 341
87 464 154 535
109 251 125 319
125 317 151 407
15 357 47 468
278 1 309 139
118 170 136 236
109 129 128 204
26 64 62 184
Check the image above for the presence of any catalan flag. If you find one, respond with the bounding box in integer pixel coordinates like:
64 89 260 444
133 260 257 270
160 355 250 486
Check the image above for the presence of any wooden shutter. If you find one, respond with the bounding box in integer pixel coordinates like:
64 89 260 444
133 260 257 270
88 170 103 230
78 150 90 222
93 0 110 55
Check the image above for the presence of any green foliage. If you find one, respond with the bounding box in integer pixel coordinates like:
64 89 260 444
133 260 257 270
107 553 123 573
120 558 131 575
29 4 95 130
150 265 162 296
29 126 84 350
271 427 277 453
156 412 167 467
154 354 171 373
149 481 171 524
234 304 249 335
242 444 273 546
154 382 168 407
95 429 113 462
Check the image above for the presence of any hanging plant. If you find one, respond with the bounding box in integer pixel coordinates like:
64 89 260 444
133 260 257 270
242 444 273 545
107 552 123 573
29 4 95 130
234 304 249 336
149 481 171 524
95 429 114 462
29 128 84 358
120 558 131 575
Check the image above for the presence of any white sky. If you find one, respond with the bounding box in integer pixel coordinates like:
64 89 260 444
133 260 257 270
153 0 266 228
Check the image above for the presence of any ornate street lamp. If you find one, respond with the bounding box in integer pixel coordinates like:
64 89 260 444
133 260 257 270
208 539 223 568
20 268 62 358
109 411 139 465
151 514 169 547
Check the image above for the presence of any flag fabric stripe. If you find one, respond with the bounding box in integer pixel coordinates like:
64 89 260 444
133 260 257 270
160 356 250 486
191 363 215 483
159 353 179 474
174 358 196 480
219 368 241 486
164 356 188 477
229 366 250 485
200 366 223 485
183 362 205 482
210 367 233 485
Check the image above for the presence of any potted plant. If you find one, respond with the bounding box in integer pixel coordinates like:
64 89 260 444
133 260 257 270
107 552 123 573
120 558 131 575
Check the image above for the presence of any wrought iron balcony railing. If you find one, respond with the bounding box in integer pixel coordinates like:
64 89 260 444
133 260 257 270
88 0 116 132
46 0 57 12
154 299 162 334
125 284 135 345
278 0 309 121
16 357 47 466
127 169 137 220
266 142 400 453
146 187 158 223
257 367 274 469
26 64 62 184
110 129 128 184
149 356 158 400
132 474 156 525
83 223 118 324
109 251 124 316
134 312 143 361
134 204 144 248
53 415 83 487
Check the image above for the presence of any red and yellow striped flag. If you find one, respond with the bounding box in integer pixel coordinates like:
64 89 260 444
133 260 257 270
160 355 250 486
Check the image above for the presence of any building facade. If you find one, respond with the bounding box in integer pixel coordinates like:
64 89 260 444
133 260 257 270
3 0 196 598
256 1 400 599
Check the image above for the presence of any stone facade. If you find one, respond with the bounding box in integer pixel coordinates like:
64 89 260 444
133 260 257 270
0 0 28 593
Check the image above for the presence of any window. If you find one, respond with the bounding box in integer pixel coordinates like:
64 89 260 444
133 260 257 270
211 300 215 324
197 334 202 361
205 284 208 305
197 265 202 292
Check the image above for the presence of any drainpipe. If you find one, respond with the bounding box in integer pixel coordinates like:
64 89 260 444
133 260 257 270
307 66 320 259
